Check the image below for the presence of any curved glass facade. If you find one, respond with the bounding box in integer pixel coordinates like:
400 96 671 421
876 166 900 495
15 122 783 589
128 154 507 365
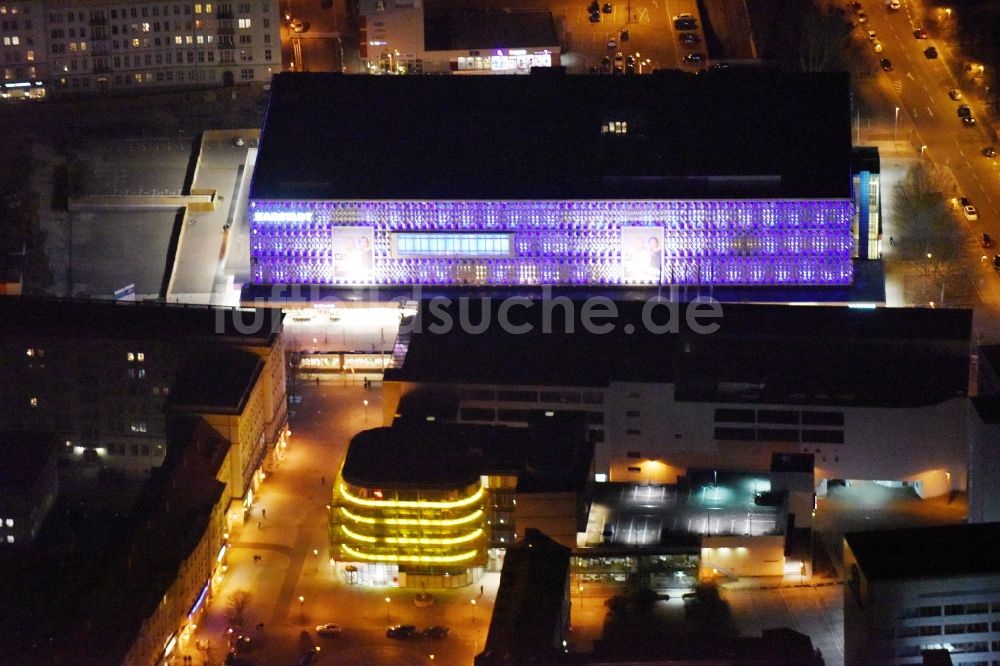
249 198 855 287
330 478 488 573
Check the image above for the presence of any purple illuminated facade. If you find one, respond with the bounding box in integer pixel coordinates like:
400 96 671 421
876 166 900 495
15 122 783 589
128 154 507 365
249 198 854 287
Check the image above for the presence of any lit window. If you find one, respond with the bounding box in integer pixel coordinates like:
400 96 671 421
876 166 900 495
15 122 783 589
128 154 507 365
194 3 202 13
4 519 11 527
206 3 213 11
5 536 12 544
26 50 34 61
185 35 192 44
11 35 18 45
137 352 145 362
138 368 146 379
131 37 139 47
238 18 251 28
127 352 135 361
174 35 181 44
26 349 34 357
29 397 38 407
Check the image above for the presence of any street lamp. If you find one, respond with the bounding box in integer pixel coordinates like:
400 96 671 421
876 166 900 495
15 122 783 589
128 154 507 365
313 548 319 572
298 595 305 623
470 598 477 624
894 106 899 144
363 399 369 423
385 597 391 624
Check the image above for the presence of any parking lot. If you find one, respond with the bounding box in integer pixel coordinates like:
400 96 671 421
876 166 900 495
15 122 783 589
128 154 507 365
584 472 781 548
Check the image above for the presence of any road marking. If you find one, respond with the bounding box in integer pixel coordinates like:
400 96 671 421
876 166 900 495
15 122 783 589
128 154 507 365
927 106 934 117
907 71 914 80
972 171 979 180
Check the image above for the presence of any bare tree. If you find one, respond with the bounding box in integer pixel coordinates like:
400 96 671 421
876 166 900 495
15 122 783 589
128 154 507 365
226 590 252 629
797 5 853 72
892 162 975 302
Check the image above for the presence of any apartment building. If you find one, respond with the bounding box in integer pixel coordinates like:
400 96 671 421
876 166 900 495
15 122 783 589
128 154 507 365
0 0 280 98
0 296 286 477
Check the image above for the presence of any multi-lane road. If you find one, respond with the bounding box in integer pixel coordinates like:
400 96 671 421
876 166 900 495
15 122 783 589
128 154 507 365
851 0 1000 332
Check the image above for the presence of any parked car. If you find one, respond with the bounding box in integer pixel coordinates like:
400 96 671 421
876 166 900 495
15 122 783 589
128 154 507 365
867 30 877 41
683 53 705 64
872 40 883 53
887 0 900 10
857 11 868 24
880 58 893 71
673 13 697 29
957 105 972 118
600 55 611 72
625 54 636 75
963 116 977 127
589 11 601 22
289 18 304 33
315 624 342 637
993 254 1000 272
964 204 979 221
913 27 928 39
981 234 994 248
924 46 938 59
387 625 418 639
983 146 997 158
423 626 450 639
602 2 613 12
607 37 617 49
948 88 963 100
620 28 629 42
680 32 700 46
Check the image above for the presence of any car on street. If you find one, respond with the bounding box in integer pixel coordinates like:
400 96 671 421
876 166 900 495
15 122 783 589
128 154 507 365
880 58 893 71
963 116 977 127
981 234 994 248
872 40 883 53
315 624 342 637
625 54 636 75
683 53 705 64
964 205 979 221
602 2 613 12
850 1 862 11
423 626 450 639
673 13 697 29
600 55 610 72
607 37 616 49
924 46 938 59
387 625 418 639
589 11 601 22
857 11 868 24
983 146 997 158
887 0 900 10
867 30 877 41
913 27 928 39
957 105 972 118
620 28 629 41
948 88 963 100
289 18 304 33
993 254 1000 272
614 51 625 72
588 1 600 11
680 32 700 46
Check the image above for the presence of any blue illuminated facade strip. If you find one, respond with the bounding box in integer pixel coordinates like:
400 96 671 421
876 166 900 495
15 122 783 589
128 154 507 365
249 198 855 287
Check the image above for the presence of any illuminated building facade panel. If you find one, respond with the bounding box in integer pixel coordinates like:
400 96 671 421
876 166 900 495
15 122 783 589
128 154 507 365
330 479 488 569
249 198 855 287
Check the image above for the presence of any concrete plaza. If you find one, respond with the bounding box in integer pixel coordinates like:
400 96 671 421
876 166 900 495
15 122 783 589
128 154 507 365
181 375 496 666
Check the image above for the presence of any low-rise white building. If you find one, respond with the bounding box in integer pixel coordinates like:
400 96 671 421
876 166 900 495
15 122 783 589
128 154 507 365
844 523 1000 665
384 300 972 499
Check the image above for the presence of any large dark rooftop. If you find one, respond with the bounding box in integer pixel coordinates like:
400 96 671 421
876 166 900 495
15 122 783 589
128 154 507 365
341 422 592 491
167 346 264 413
252 69 853 201
846 522 1000 581
0 296 281 345
386 300 971 408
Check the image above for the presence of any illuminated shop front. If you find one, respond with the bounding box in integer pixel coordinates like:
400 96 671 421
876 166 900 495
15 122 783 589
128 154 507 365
456 49 553 74
330 475 488 588
249 199 854 287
